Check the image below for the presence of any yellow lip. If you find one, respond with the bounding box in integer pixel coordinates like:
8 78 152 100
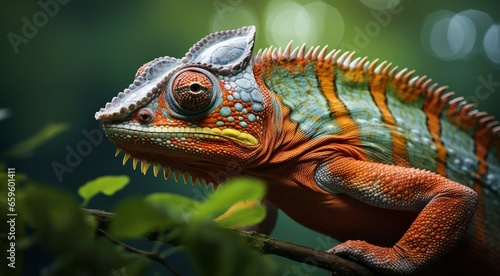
105 124 258 146
197 127 258 146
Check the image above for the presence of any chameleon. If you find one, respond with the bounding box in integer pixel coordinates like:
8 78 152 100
95 26 500 275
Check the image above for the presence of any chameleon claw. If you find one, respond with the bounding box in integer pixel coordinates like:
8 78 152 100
173 170 180 182
115 148 122 157
330 240 416 274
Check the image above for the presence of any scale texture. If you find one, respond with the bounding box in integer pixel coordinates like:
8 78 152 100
96 26 500 275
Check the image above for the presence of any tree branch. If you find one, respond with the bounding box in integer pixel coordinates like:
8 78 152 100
96 228 180 276
86 209 376 276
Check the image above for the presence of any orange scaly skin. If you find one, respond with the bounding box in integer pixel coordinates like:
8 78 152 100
96 26 500 275
318 159 477 273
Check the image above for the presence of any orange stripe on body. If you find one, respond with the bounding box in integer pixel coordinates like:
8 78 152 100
470 126 492 252
315 60 362 145
369 75 409 167
423 94 448 176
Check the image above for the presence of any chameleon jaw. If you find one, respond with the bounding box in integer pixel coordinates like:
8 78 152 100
103 124 259 146
114 147 209 186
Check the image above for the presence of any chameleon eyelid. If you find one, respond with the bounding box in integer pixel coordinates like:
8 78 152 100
165 67 221 119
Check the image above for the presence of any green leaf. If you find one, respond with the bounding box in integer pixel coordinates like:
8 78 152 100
110 198 175 238
215 204 266 228
17 184 144 275
146 192 197 210
145 192 198 222
78 175 129 206
17 184 96 251
193 177 266 221
2 122 69 158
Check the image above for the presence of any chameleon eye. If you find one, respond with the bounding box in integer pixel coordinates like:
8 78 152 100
135 108 155 124
172 72 213 111
166 68 220 118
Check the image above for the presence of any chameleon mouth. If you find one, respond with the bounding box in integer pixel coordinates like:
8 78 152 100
113 147 209 185
103 124 258 146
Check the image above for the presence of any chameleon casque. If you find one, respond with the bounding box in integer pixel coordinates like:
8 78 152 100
95 26 500 274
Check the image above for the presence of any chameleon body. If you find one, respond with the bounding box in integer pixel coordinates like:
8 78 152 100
96 26 500 274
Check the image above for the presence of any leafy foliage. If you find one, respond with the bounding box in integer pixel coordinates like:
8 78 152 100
0 124 280 275
0 172 143 276
78 175 130 207
0 166 278 275
2 123 69 159
194 177 267 224
109 178 277 275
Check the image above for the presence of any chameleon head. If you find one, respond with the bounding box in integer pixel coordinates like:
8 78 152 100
95 26 272 183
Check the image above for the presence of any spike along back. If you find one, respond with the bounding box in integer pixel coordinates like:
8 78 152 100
96 26 500 275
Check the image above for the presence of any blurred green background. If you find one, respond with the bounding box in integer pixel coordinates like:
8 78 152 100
1 0 499 275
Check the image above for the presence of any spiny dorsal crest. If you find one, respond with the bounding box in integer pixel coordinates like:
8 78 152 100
253 40 500 140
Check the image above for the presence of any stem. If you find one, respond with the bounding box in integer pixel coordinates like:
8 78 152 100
97 227 180 276
86 209 375 276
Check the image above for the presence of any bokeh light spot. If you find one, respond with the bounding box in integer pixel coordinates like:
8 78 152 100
210 4 258 32
484 24 500 64
265 0 344 47
265 1 315 46
447 14 475 58
422 11 477 60
360 0 401 11
422 9 496 62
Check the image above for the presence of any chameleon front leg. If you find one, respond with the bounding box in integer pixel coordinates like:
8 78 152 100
314 157 478 274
